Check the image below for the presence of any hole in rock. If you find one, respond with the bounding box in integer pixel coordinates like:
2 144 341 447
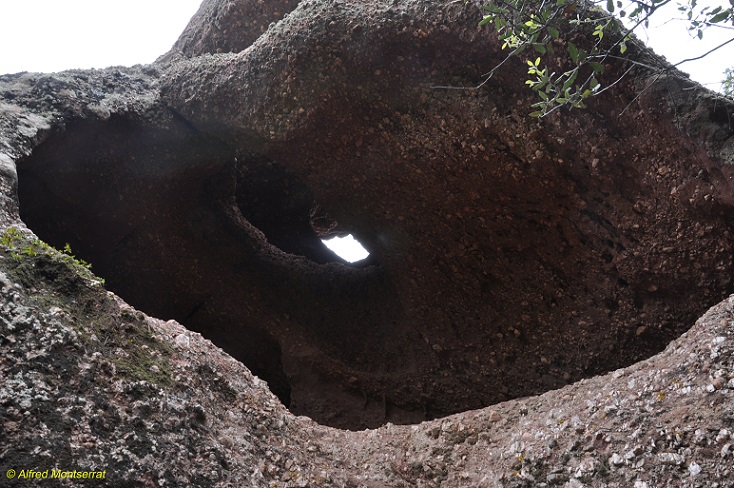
14 109 734 430
321 234 370 263
16 113 403 428
231 155 364 265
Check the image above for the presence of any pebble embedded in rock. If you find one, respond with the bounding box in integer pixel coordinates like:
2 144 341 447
610 453 624 466
657 452 685 465
175 333 190 348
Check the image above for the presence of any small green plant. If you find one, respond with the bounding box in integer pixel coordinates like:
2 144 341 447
0 226 104 284
61 242 93 270
2 227 43 260
0 226 23 248
0 229 173 388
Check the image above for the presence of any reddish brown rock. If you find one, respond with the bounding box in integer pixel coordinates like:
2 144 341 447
3 0 734 436
2 1 734 485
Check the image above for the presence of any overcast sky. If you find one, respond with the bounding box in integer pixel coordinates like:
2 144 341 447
627 0 733 90
0 0 202 73
0 0 731 89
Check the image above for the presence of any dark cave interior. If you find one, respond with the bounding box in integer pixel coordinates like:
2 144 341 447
15 106 734 430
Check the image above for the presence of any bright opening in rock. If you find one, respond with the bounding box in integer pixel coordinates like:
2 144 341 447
15 112 406 429
321 235 370 263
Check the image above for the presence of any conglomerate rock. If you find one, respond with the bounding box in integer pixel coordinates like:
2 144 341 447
2 0 734 485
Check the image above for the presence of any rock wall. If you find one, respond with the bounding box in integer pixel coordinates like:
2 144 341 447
2 0 734 485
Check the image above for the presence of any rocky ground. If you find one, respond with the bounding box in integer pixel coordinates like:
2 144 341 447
2 0 734 485
2 225 734 486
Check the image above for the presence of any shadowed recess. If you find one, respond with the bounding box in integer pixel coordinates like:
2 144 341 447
15 94 734 430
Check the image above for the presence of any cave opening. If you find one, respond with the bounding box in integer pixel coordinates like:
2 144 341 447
321 235 370 263
231 153 366 265
15 112 401 420
14 107 734 430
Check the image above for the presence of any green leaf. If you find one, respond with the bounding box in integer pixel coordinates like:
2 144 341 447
593 25 604 40
606 0 614 12
562 69 579 92
589 62 605 74
567 42 579 63
620 41 627 54
533 43 547 54
529 111 544 118
548 26 560 39
710 10 731 23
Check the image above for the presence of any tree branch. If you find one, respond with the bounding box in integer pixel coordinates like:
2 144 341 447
673 36 734 66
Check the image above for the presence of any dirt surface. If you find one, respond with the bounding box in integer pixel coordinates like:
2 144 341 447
2 0 734 484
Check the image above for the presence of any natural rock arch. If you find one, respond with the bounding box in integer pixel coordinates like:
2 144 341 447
5 0 734 434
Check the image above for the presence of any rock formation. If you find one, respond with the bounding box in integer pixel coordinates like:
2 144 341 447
2 0 734 485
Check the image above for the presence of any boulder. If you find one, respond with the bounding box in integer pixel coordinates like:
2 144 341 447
2 0 734 485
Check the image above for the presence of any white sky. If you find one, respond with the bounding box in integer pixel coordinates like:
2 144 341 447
0 0 729 262
322 235 371 263
622 0 734 90
0 0 730 83
0 0 202 74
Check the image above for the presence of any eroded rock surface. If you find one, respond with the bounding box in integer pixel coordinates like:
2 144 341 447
2 230 734 487
2 0 734 485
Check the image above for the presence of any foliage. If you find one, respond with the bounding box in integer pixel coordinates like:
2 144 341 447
723 66 734 97
478 0 734 116
0 226 103 284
